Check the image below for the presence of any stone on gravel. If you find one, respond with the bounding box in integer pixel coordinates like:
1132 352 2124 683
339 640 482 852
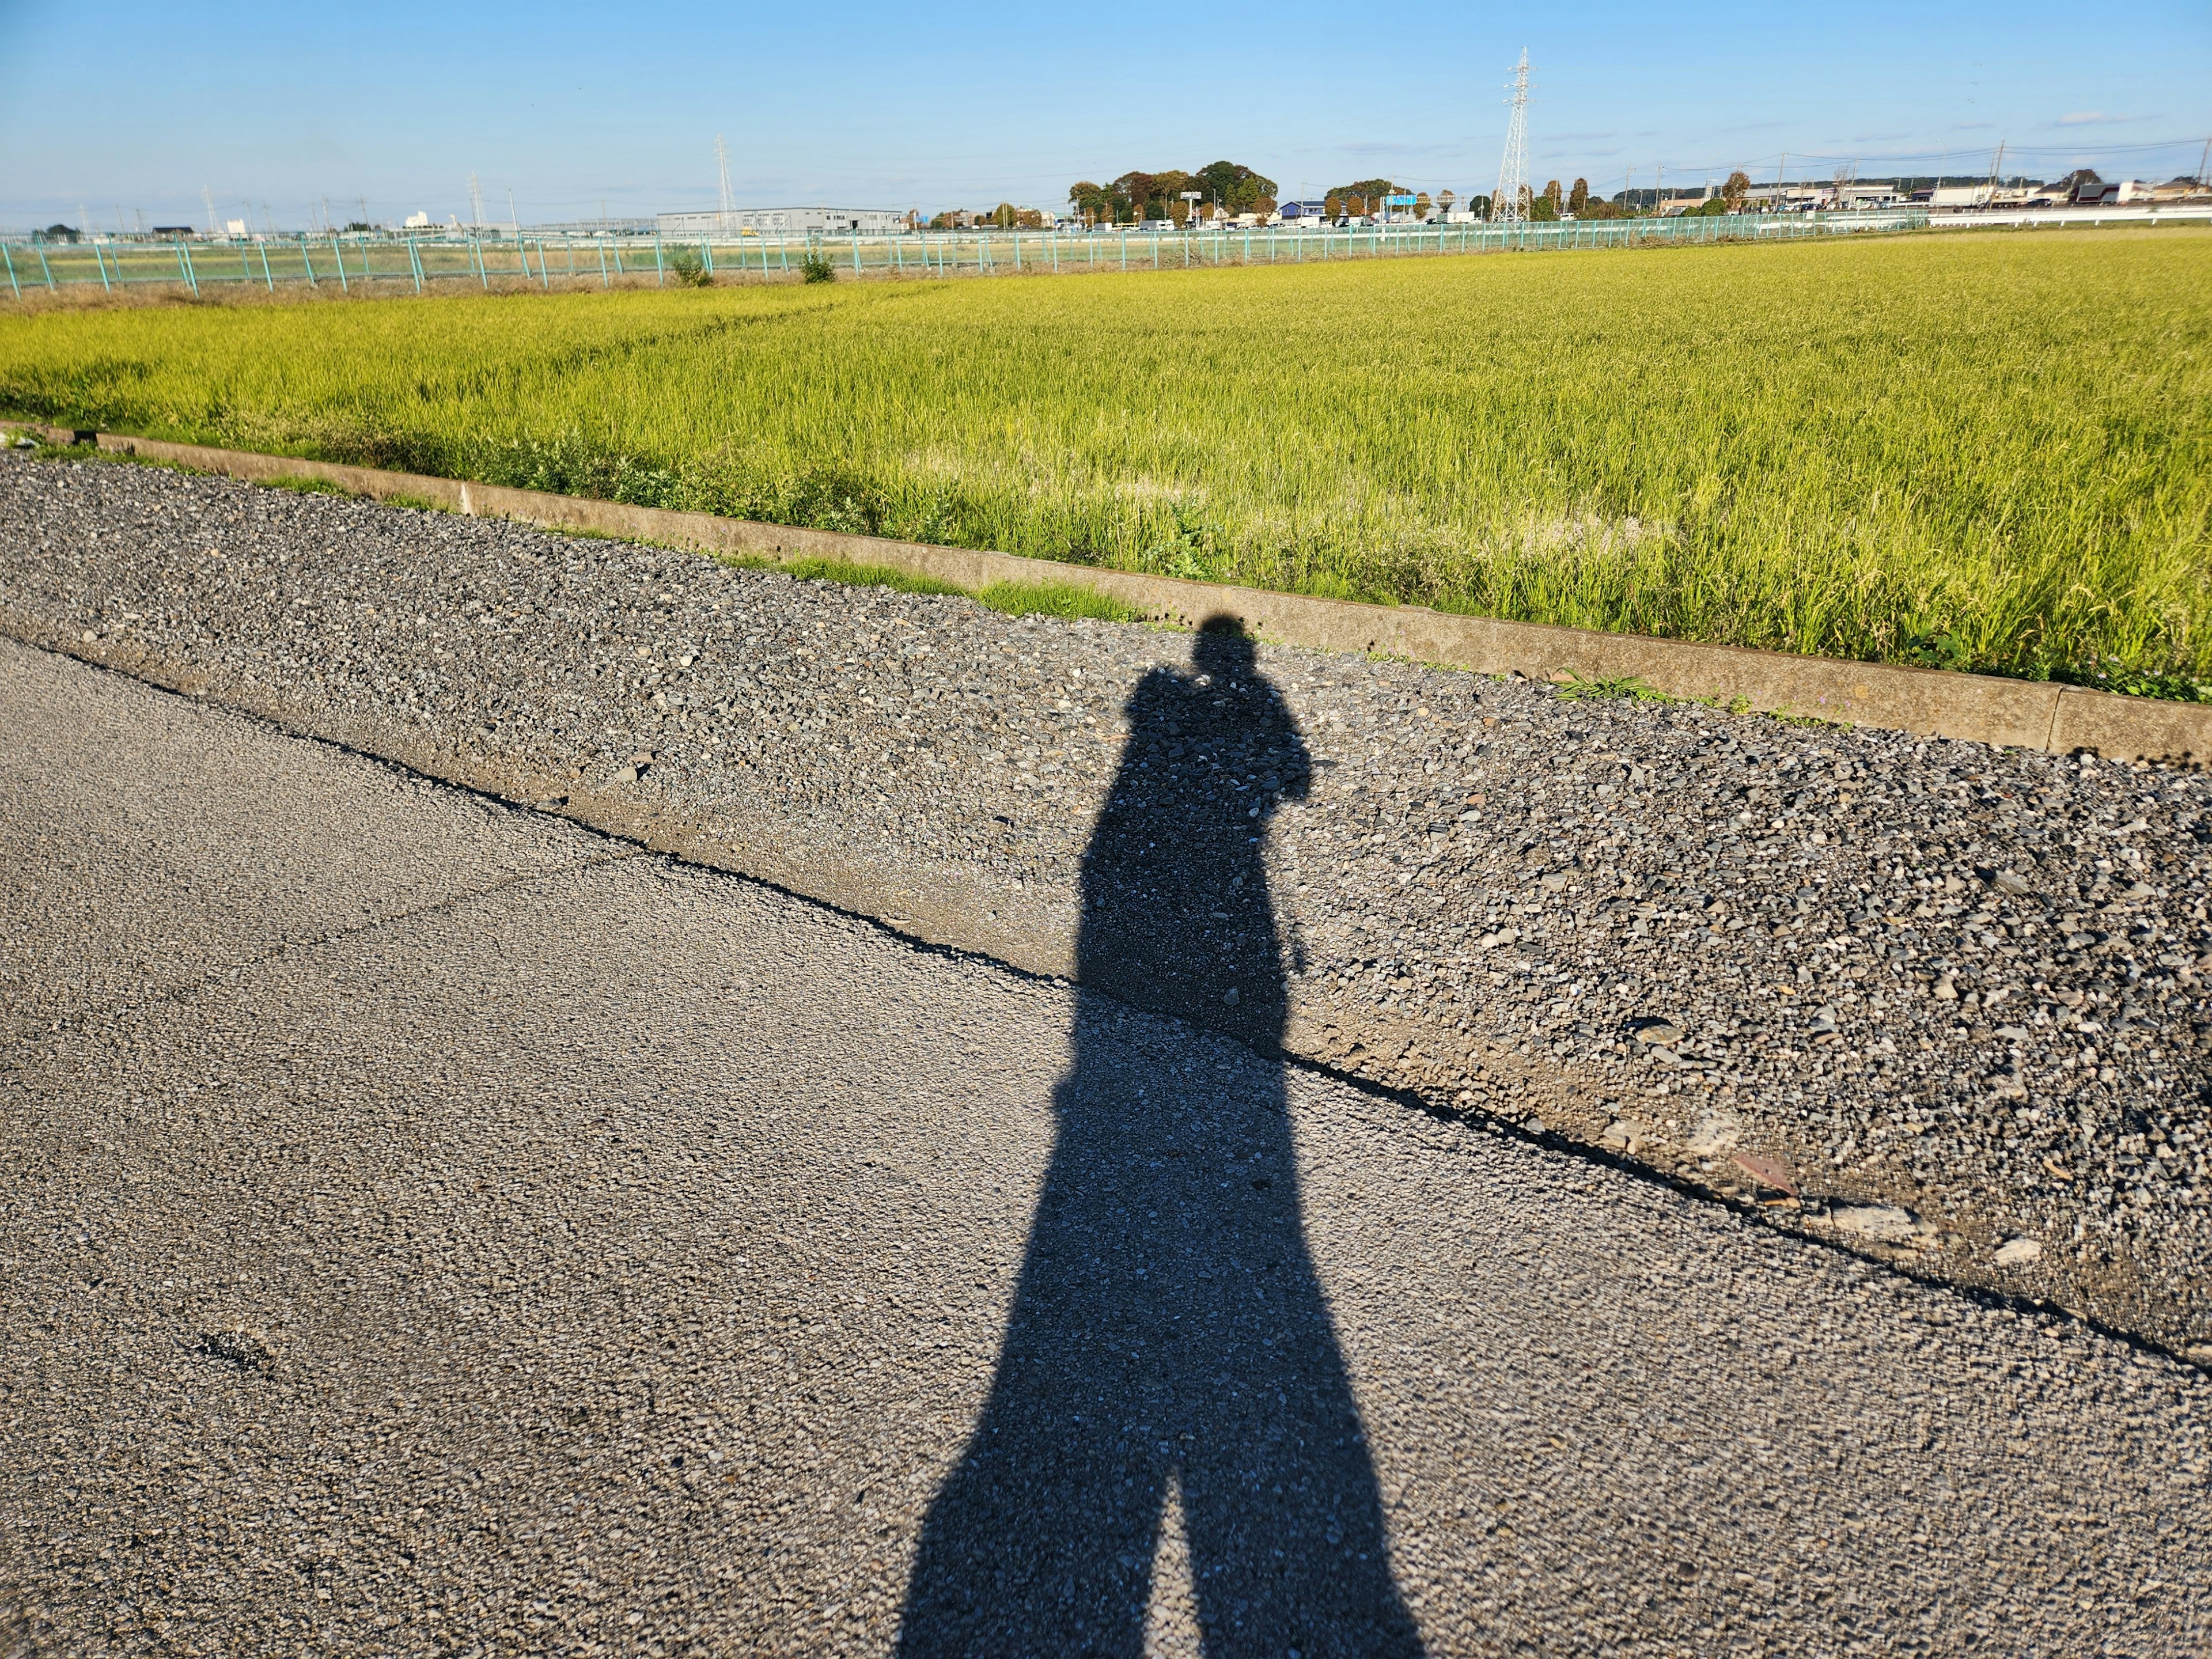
1831 1205 1921 1243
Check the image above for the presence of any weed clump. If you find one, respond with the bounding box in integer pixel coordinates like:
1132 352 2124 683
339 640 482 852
800 255 836 285
978 579 1141 623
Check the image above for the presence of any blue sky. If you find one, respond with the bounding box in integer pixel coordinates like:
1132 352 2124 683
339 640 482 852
3 0 2207 229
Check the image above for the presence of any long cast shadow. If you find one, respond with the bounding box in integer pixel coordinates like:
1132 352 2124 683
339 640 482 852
898 623 1423 1657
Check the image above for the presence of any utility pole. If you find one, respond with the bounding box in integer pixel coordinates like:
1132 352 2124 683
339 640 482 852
1983 141 2005 206
1654 164 1663 216
715 135 736 234
507 187 521 242
358 196 369 232
203 185 217 237
1490 49 1531 223
2197 136 2210 187
468 172 486 230
1775 152 1786 213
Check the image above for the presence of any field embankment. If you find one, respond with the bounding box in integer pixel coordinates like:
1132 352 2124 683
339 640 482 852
3 232 2208 690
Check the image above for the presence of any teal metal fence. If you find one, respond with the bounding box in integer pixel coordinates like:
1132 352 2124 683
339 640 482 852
0 210 1931 299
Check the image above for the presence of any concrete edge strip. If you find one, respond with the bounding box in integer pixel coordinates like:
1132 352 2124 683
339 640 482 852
13 420 2209 766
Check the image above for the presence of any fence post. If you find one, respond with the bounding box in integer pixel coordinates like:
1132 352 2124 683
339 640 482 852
328 237 346 293
654 235 665 285
258 242 274 290
2 243 18 300
853 229 862 275
92 240 113 293
408 240 423 293
598 238 609 287
36 243 55 290
301 240 317 287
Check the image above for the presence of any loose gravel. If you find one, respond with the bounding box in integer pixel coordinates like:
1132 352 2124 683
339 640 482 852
3 449 2209 1357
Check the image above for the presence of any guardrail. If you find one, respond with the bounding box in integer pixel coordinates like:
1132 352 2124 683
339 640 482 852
0 210 1931 297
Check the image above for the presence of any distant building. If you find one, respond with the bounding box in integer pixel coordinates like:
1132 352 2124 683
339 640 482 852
2070 179 2155 205
656 207 907 237
1277 200 1330 220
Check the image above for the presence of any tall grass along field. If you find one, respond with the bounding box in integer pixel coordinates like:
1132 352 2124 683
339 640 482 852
4 232 2207 690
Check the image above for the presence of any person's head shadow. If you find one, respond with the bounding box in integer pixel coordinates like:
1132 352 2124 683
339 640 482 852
1071 618 1311 1051
897 620 1424 1657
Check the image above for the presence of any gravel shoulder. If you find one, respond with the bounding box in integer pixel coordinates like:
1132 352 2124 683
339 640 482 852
2 450 2209 1358
5 638 2209 1657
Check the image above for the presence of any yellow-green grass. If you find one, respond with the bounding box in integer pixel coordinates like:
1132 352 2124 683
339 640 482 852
5 231 2208 690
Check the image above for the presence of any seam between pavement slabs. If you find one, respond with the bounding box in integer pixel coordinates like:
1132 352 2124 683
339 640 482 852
14 635 2198 1375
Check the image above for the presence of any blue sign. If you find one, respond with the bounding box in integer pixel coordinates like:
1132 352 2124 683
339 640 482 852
1384 194 1419 206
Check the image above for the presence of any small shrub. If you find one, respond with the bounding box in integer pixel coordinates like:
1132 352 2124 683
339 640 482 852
665 247 712 288
800 255 836 285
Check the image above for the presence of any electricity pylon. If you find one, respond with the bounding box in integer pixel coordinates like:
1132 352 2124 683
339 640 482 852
715 135 736 233
1491 50 1531 224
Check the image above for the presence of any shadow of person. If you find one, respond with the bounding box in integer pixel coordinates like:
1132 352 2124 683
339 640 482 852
898 621 1424 1657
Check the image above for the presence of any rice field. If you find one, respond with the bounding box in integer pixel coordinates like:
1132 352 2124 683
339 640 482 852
3 230 2208 689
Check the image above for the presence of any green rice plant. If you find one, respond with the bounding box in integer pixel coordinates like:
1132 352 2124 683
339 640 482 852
976 578 1142 622
3 231 2207 691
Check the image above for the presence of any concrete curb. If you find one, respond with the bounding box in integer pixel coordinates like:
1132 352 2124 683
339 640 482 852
15 421 2209 766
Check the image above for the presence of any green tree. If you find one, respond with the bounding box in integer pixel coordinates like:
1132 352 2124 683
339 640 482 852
1067 181 1114 225
1326 178 1401 217
1194 160 1278 216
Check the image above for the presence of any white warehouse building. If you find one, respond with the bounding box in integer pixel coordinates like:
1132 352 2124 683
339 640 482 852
654 207 908 237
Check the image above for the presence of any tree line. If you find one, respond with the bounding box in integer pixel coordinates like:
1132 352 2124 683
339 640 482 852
1067 162 1278 225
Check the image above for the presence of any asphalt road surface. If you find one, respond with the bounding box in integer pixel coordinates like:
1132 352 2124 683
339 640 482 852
4 634 2209 1658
